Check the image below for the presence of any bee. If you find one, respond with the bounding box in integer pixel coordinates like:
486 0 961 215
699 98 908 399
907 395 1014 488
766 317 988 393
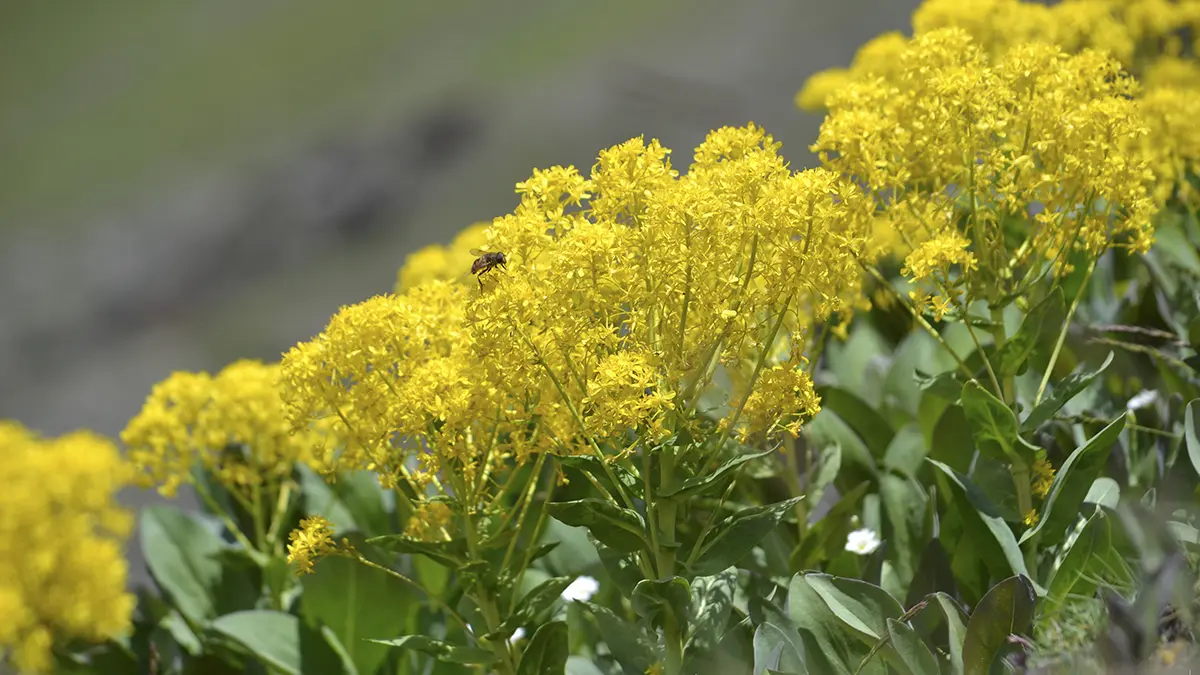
469 249 508 289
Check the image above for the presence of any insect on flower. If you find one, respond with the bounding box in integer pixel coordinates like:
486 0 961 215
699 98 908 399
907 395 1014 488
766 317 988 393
469 249 507 289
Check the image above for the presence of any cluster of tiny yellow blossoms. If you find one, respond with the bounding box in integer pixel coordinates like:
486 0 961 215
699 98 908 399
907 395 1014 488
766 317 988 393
801 0 1200 213
1031 456 1056 499
286 515 336 574
280 125 872 533
814 29 1156 308
0 422 134 673
122 360 326 497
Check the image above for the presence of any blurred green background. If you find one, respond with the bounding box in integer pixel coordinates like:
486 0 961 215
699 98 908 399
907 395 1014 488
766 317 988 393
0 0 916 579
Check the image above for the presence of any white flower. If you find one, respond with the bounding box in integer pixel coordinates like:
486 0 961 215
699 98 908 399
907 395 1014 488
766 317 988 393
1127 390 1157 410
845 528 881 555
509 627 526 644
561 575 600 602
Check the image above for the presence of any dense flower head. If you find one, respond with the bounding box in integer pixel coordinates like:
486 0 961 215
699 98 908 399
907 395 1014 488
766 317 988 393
0 421 134 673
286 515 336 575
814 29 1156 306
1140 86 1200 205
395 222 490 292
796 32 907 111
123 360 325 496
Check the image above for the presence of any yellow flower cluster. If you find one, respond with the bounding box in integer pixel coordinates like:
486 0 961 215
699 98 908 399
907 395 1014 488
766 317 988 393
814 29 1156 306
123 360 326 497
286 515 336 574
1031 456 1056 499
0 422 133 673
281 126 871 520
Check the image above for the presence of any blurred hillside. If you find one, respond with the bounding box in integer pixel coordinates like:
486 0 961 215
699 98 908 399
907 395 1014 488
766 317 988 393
0 0 917 580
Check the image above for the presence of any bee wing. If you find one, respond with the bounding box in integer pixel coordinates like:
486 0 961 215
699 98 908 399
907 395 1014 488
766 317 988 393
468 248 488 256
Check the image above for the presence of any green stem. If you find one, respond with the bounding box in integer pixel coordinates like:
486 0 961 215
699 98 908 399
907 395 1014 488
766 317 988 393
655 444 684 675
988 307 1014 406
351 554 469 629
1034 259 1095 406
193 478 259 556
265 480 295 555
783 434 809 541
462 497 518 675
717 291 795 449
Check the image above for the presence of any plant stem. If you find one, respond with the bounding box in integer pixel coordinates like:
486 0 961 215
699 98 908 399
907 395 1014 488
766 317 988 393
1035 259 1096 406
655 444 684 675
988 307 1014 406
461 500 518 675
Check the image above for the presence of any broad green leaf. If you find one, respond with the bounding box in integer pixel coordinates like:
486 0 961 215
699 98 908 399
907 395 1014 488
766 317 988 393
928 404 974 474
885 618 939 675
961 380 1038 465
786 574 882 675
517 622 569 675
300 555 416 675
884 332 941 417
908 592 969 675
368 635 496 665
557 455 640 498
540 519 601 576
1020 415 1125 545
489 577 573 640
1084 477 1120 509
1185 400 1200 479
994 289 1063 376
692 496 804 575
882 424 927 478
595 542 641 599
752 622 807 675
905 539 956 607
1044 510 1122 617
546 499 649 553
298 465 358 532
1021 353 1113 432
140 507 255 625
816 386 895 458
331 470 392 537
827 321 890 406
803 574 903 643
566 656 606 675
366 535 468 567
927 460 1030 582
879 473 925 584
660 448 774 499
808 444 843 509
210 610 348 675
810 409 878 479
690 567 738 652
962 575 1036 675
914 370 963 401
631 577 691 629
584 602 657 675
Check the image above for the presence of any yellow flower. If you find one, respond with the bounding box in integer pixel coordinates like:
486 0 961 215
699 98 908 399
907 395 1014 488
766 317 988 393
0 421 134 673
123 360 325 496
1031 456 1056 498
395 222 491 292
1023 509 1040 527
404 501 455 542
287 516 336 575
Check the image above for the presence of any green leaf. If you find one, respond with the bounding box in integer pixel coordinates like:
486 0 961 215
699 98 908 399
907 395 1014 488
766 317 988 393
786 574 880 675
927 460 1030 582
660 448 774 499
210 610 348 675
558 455 640 498
330 470 392 537
1021 353 1113 431
540 519 601 576
140 506 255 625
1084 477 1121 509
961 380 1038 465
595 542 642 598
546 499 649 553
808 444 843 509
692 496 803 575
1044 510 1124 617
802 574 903 643
583 602 657 675
907 592 969 674
791 483 871 571
368 635 496 665
689 567 738 652
300 555 416 675
366 535 468 567
631 577 691 630
885 618 939 675
882 424 927 478
517 622 569 675
566 656 607 675
928 404 974 474
1185 399 1200 479
1020 415 1125 545
816 386 895 458
489 577 573 640
961 575 1036 675
298 465 359 533
752 622 807 675
914 370 963 401
994 288 1063 376
879 473 925 583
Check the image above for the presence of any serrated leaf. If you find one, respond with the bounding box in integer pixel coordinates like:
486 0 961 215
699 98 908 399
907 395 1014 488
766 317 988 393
1021 353 1113 431
961 381 1038 465
1020 415 1125 545
994 289 1063 376
962 575 1036 675
517 622 569 675
660 448 774 499
547 500 648 553
692 496 804 575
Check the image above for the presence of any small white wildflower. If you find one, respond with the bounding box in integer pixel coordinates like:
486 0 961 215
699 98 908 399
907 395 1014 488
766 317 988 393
561 575 600 602
509 627 526 645
1127 390 1157 410
845 528 881 555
